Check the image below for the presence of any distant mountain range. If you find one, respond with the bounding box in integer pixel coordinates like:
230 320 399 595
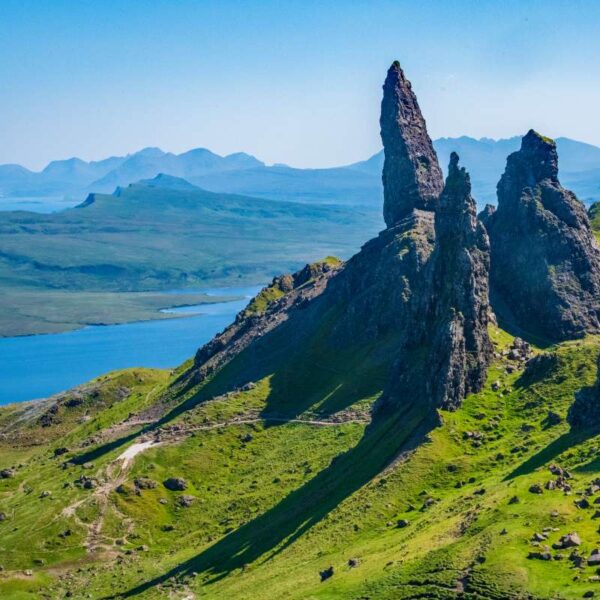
2 136 600 209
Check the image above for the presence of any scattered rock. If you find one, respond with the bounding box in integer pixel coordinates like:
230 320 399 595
348 558 359 568
40 490 51 498
134 477 157 490
163 478 187 491
177 495 195 508
588 551 600 566
529 484 543 494
509 495 520 504
576 498 591 509
422 498 435 510
397 519 409 528
528 551 552 561
554 532 581 549
0 469 14 479
319 566 334 582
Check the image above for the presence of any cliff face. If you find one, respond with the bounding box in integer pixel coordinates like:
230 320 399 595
193 63 491 417
380 61 444 227
425 153 492 409
486 130 600 341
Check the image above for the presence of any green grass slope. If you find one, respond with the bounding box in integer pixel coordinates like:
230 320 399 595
2 323 600 598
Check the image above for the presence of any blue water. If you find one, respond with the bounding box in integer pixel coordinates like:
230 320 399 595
0 286 261 405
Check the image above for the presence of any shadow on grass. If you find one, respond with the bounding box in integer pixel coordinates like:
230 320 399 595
505 429 591 480
102 402 432 599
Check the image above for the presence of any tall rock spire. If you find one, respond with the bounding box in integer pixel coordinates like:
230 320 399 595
380 61 444 227
486 130 600 341
427 153 492 409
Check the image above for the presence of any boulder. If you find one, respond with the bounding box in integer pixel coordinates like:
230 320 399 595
177 495 195 508
163 478 187 491
554 532 581 549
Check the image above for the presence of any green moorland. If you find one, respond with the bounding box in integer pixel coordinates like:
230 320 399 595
2 314 600 598
0 181 382 336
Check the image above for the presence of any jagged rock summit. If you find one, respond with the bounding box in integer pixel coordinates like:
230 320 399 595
193 63 491 419
380 61 444 227
486 129 600 341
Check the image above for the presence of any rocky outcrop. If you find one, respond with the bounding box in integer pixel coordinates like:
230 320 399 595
380 61 444 227
425 153 492 409
192 63 491 417
486 130 600 341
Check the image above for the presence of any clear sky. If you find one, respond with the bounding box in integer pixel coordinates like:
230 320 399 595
1 0 600 170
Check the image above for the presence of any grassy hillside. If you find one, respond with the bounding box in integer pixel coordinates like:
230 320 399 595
0 182 382 336
2 318 600 598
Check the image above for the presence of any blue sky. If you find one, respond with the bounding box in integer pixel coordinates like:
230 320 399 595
1 0 599 170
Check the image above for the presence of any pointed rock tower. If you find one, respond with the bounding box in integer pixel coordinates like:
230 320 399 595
486 130 600 341
380 61 444 226
425 153 492 409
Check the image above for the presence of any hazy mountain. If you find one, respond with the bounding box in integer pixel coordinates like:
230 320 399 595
0 147 264 199
1 136 599 210
88 148 264 193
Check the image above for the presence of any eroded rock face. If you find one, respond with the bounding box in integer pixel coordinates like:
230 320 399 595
426 153 492 409
487 130 600 341
380 61 444 227
192 63 491 417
